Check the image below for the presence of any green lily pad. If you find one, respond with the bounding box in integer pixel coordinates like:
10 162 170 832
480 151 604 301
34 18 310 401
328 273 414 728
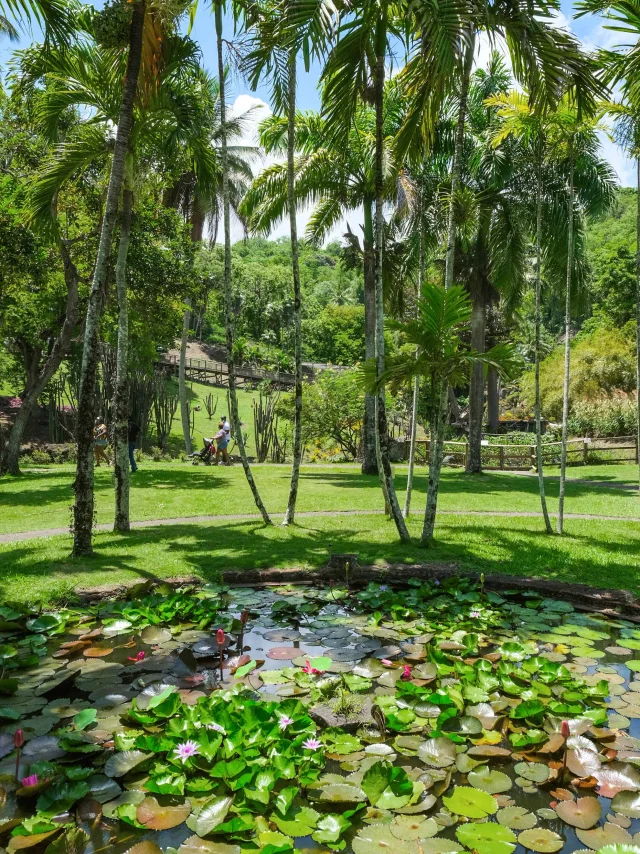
443 786 498 818
137 796 191 830
555 797 601 829
612 792 640 819
104 750 150 778
514 762 549 783
496 807 537 830
468 767 512 794
456 821 517 854
417 738 456 768
575 825 633 850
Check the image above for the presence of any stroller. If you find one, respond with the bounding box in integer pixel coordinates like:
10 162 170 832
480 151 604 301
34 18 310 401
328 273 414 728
189 437 216 465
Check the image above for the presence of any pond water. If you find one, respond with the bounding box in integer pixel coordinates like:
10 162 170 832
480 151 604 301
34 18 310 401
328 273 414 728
0 577 639 854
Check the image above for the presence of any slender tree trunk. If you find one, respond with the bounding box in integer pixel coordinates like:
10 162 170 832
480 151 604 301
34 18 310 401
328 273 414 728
422 379 448 544
487 368 499 432
284 50 303 526
636 157 640 494
404 195 425 518
113 159 134 533
362 200 378 475
535 144 553 533
466 291 485 473
1 241 79 476
373 12 409 542
72 0 145 557
443 30 475 293
179 299 192 454
557 148 574 535
421 29 475 541
216 1 271 524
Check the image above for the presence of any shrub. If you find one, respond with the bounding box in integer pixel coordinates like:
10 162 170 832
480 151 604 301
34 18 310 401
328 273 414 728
567 397 638 437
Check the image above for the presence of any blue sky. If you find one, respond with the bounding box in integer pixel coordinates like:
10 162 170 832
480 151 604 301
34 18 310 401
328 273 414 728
1 2 634 240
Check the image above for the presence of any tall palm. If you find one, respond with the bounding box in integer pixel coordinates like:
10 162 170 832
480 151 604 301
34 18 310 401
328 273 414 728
26 34 207 532
363 283 522 544
215 0 271 524
544 101 615 533
242 0 336 525
577 0 640 493
241 90 403 478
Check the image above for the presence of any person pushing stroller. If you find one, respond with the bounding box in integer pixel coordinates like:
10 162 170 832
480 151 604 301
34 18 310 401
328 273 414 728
214 417 231 466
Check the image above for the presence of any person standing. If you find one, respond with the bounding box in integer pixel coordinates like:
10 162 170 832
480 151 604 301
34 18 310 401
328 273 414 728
93 417 111 466
214 420 231 466
128 420 140 473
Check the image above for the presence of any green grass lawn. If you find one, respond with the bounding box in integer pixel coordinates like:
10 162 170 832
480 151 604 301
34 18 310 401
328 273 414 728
0 512 637 604
544 463 639 484
1 462 639 537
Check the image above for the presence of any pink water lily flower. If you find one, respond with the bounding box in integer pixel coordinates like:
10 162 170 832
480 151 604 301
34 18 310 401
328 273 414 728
401 665 412 681
173 741 200 763
206 722 226 734
381 659 393 666
279 715 294 731
302 738 322 751
302 660 323 675
20 775 38 787
127 651 145 662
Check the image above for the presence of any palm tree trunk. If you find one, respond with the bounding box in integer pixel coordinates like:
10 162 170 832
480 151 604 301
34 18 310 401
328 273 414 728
636 156 640 494
535 144 553 533
466 291 485 473
487 368 499 431
362 198 378 475
422 378 448 544
1 240 79 476
72 0 145 557
283 49 303 526
557 147 574 535
373 11 409 542
443 29 475 293
421 29 474 543
216 0 271 525
404 199 426 518
113 159 134 533
179 299 192 455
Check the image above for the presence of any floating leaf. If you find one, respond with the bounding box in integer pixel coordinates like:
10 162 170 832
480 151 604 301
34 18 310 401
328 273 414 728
194 796 233 837
137 796 191 830
575 825 633 850
141 627 172 645
555 797 601 829
596 764 640 798
418 738 456 768
514 762 549 784
517 829 564 853
468 768 512 794
456 821 517 854
177 836 240 854
267 647 307 660
104 750 150 778
496 807 537 830
22 736 64 762
612 792 640 819
443 787 498 818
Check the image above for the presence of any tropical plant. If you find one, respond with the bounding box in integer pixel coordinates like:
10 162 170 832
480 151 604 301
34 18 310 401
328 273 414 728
363 283 522 545
214 0 271 524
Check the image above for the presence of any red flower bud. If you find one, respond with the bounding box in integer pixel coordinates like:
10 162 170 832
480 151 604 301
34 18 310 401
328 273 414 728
241 610 249 625
14 730 23 749
216 629 226 646
561 720 570 739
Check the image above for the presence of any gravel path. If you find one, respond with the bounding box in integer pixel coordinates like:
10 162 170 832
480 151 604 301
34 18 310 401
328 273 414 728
1 507 638 544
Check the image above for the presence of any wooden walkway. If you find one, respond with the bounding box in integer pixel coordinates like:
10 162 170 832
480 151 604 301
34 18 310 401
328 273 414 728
157 355 296 390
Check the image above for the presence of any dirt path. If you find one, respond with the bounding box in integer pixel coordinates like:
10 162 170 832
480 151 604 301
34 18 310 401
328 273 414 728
1 507 638 544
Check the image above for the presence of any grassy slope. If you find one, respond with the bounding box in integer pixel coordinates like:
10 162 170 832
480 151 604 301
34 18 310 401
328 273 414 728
0 514 637 604
2 464 640 536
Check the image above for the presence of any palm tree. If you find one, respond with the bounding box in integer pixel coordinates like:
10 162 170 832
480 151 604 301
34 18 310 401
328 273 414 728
363 283 522 544
0 0 70 43
576 0 640 493
25 33 209 532
241 91 404 479
242 0 336 525
214 0 271 525
544 101 615 533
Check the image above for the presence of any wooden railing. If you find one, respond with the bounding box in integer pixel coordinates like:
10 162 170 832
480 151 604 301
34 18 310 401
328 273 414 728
407 436 639 470
157 355 296 388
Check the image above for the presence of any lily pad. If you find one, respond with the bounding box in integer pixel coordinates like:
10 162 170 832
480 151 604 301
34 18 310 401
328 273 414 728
575 825 634 850
517 829 564 853
418 738 456 768
104 750 150 778
443 786 498 818
555 797 602 829
456 822 517 854
496 806 538 830
469 767 513 794
137 796 191 829
612 791 640 819
514 762 549 784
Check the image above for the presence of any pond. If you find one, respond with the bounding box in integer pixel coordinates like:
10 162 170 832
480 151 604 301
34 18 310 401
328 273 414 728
0 576 639 854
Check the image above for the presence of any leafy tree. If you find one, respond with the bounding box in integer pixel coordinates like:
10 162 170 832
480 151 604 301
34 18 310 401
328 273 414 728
303 305 366 366
364 283 522 545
